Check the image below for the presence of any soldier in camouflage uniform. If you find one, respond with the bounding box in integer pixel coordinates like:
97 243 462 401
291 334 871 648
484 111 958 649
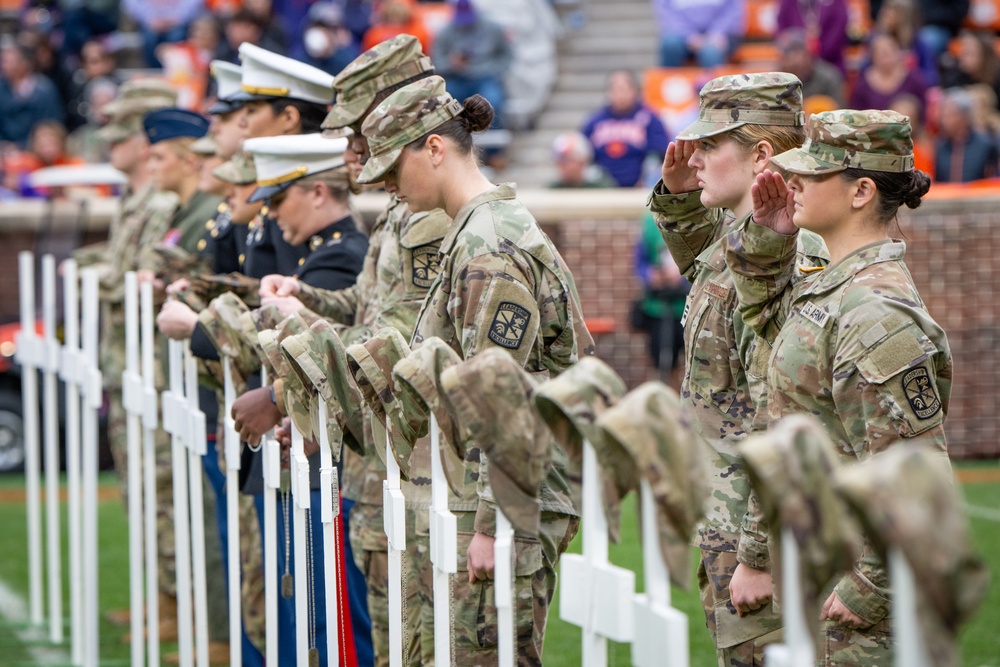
256 35 447 666
357 75 593 665
646 72 830 666
71 79 182 635
724 109 951 666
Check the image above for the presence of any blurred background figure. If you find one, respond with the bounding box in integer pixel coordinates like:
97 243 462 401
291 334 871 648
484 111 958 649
934 87 998 182
875 0 938 86
915 0 970 70
0 38 65 149
6 119 84 197
59 0 121 64
67 76 120 163
777 0 848 72
966 83 1000 145
850 33 927 121
122 0 204 68
941 30 1000 105
653 0 745 68
296 2 361 75
890 92 935 174
432 0 512 127
362 0 431 53
66 39 120 132
548 131 615 188
581 69 669 188
633 210 688 387
776 28 845 105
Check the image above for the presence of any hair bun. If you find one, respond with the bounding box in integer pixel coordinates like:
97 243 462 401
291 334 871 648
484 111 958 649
460 95 494 133
903 170 931 209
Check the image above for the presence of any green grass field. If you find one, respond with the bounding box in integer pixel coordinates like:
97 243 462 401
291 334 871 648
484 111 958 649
0 465 997 666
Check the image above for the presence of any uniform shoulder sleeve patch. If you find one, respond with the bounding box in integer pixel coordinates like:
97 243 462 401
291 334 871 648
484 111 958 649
901 366 942 420
410 244 442 289
488 301 532 349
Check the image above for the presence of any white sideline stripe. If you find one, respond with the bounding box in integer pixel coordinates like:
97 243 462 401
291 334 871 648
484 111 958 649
964 503 1000 523
0 576 71 665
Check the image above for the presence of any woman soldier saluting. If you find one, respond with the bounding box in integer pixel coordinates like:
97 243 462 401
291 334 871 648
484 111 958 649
725 109 951 666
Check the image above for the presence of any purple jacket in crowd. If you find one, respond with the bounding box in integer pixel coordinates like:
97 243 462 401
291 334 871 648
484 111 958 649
652 0 746 40
581 103 669 188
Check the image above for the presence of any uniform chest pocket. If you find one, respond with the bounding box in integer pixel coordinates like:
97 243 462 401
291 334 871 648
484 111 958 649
855 322 944 438
684 294 740 415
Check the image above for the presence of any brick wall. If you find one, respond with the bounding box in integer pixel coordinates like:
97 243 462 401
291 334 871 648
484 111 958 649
2 194 997 459
545 199 1000 461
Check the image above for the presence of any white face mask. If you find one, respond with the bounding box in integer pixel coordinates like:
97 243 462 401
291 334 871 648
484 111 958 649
304 26 332 58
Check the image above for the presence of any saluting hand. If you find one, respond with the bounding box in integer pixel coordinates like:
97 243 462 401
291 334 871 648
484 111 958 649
751 170 798 236
661 140 701 194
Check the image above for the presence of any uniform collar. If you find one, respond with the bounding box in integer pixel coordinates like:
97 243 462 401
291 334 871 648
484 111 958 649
801 238 906 296
307 215 355 253
439 183 516 257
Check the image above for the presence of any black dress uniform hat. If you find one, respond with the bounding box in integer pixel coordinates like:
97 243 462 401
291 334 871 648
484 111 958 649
142 108 211 144
208 60 245 115
243 133 349 202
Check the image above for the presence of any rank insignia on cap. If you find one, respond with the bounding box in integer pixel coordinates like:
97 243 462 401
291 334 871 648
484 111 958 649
488 302 531 350
902 367 941 419
411 245 440 289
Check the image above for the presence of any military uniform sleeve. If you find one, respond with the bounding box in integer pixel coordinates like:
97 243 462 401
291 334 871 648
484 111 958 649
296 234 368 293
724 218 799 344
73 241 109 269
449 253 541 534
295 282 361 324
830 291 951 624
737 490 771 570
646 180 725 279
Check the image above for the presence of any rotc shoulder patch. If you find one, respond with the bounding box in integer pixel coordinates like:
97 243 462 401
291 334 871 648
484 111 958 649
411 244 441 289
488 302 532 349
901 367 941 420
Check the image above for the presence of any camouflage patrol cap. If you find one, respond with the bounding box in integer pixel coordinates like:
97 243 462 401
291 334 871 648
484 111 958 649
740 414 861 607
197 292 261 386
533 357 629 541
238 303 286 369
770 109 915 174
439 348 552 537
101 78 179 118
345 327 424 475
213 151 257 185
279 321 366 457
677 72 804 140
322 34 434 133
97 113 144 143
190 134 218 156
834 444 988 664
592 382 710 589
391 338 468 496
357 75 464 184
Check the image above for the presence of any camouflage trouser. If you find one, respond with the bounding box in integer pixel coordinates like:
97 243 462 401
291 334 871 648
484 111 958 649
108 391 177 597
348 502 430 667
417 511 578 667
697 548 784 667
819 617 891 666
349 501 391 667
238 492 267 652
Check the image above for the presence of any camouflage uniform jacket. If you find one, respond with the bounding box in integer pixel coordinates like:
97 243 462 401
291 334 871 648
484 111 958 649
647 182 828 557
294 196 451 510
726 223 952 626
412 183 594 534
74 182 177 388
